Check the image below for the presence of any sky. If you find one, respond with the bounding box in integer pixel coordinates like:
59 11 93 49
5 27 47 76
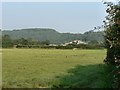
1 2 107 33
1 0 117 2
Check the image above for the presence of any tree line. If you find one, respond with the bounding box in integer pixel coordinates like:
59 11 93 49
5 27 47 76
2 34 50 48
2 34 105 49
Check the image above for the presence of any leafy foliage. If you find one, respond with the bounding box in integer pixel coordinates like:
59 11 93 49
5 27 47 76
2 35 13 48
104 1 120 88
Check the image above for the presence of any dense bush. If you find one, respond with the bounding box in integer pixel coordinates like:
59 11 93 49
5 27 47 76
104 1 120 89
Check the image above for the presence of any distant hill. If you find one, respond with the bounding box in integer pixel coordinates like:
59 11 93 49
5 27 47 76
2 28 104 44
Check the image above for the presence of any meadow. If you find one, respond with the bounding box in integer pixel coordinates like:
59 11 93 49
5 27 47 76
0 49 2 89
2 49 112 88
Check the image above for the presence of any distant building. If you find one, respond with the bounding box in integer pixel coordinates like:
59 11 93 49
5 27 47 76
72 40 87 44
61 40 87 46
49 44 58 46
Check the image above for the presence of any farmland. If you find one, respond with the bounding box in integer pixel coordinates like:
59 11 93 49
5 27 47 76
2 49 111 88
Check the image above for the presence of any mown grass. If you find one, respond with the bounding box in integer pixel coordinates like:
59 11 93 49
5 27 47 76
2 49 111 88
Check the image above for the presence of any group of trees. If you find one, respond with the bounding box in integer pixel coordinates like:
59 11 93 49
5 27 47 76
2 34 50 48
2 34 105 49
104 1 120 88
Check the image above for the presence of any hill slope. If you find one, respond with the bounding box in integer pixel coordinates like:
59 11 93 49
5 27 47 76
2 28 104 44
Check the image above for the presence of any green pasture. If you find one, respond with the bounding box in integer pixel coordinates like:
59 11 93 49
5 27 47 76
2 49 112 88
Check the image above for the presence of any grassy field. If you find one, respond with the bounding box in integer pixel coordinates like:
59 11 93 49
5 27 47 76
0 49 2 89
2 49 112 88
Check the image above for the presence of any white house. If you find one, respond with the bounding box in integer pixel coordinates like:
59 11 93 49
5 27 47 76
61 40 87 46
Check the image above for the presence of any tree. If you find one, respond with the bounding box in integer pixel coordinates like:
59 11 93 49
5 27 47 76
88 40 99 45
104 1 120 88
41 40 50 45
2 34 13 48
18 38 29 45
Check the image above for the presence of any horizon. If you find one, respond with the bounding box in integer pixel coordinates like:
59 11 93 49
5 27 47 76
1 27 104 34
2 2 106 33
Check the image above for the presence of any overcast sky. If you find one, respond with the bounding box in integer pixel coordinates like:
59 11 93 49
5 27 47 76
1 2 107 33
